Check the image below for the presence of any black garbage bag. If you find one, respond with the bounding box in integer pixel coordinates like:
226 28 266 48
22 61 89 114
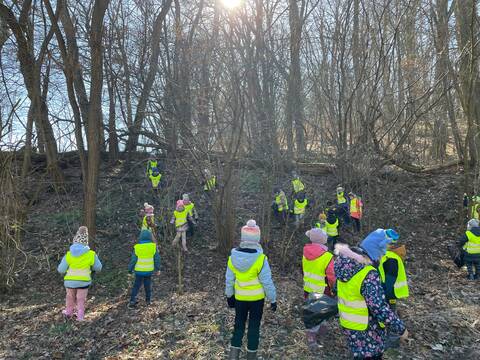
302 293 338 329
447 243 464 268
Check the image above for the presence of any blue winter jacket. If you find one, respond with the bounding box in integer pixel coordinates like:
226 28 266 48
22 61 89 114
57 243 103 288
128 231 161 276
225 247 276 303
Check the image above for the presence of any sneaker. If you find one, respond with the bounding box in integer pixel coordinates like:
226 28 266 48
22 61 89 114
128 301 138 309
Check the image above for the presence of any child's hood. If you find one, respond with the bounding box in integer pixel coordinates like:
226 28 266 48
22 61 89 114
303 243 328 260
470 226 480 236
230 248 264 272
69 243 90 257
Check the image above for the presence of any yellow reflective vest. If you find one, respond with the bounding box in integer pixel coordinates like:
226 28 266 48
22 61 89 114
141 216 155 231
184 202 195 217
64 250 96 281
134 242 156 272
378 251 409 299
303 252 333 293
464 230 480 254
294 199 308 215
471 203 480 220
326 218 339 237
174 209 188 228
228 254 266 301
337 265 376 331
204 176 216 191
292 178 305 193
275 192 288 212
337 192 347 205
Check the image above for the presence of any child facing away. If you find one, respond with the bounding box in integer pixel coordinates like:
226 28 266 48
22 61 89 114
171 200 195 252
128 230 160 308
57 226 102 321
225 220 277 360
302 228 336 349
182 193 199 237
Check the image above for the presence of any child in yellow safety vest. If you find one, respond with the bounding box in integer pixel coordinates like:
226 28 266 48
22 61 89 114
182 193 199 237
140 203 157 242
292 192 309 228
171 200 195 252
349 192 363 233
325 205 340 251
225 220 277 360
458 219 480 280
378 230 409 312
302 228 336 349
334 229 408 359
57 226 102 321
128 230 160 308
146 157 162 189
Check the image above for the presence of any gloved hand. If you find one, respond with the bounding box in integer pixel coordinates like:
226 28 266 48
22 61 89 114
227 296 235 308
271 302 277 312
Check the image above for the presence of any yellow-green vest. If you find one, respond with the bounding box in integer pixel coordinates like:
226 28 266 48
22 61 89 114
464 231 480 254
147 160 158 173
292 178 305 193
378 251 409 299
228 254 266 301
315 222 326 231
149 171 162 188
275 193 288 212
471 204 480 220
174 209 188 227
337 192 347 204
204 176 216 191
326 218 339 237
134 242 156 272
337 265 376 331
141 216 155 231
184 202 195 217
303 251 333 293
64 250 96 281
294 199 308 215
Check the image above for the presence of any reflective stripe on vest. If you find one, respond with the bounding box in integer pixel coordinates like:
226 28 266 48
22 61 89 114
337 265 375 331
378 251 409 299
134 242 156 272
302 251 333 293
464 231 480 254
228 254 266 301
326 219 339 237
292 179 305 193
184 203 195 217
64 250 95 281
174 209 188 227
294 199 308 215
337 192 347 204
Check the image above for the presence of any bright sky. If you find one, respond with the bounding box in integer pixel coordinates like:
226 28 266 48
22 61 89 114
220 0 242 10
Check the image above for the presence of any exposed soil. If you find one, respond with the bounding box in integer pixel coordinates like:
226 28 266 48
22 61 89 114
1 160 479 359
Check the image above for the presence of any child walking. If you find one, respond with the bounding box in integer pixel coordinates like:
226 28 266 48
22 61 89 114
225 220 277 360
128 230 160 308
171 200 195 252
57 226 102 321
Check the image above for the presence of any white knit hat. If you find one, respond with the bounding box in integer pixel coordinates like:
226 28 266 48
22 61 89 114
73 226 89 246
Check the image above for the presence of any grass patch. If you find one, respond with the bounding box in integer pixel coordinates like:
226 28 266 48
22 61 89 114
48 322 73 336
40 209 81 227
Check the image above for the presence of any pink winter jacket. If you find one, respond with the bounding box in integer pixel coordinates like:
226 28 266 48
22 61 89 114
303 243 336 297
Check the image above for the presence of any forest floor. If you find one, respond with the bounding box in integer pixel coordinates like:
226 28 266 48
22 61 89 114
1 158 480 360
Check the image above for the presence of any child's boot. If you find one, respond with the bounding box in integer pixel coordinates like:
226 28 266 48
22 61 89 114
63 288 75 318
228 346 240 360
246 350 257 360
76 288 88 321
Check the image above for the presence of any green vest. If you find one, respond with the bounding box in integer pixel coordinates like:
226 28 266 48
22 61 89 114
204 176 216 191
294 199 308 215
303 251 333 293
464 231 480 254
275 193 288 212
378 251 409 299
228 254 266 301
471 203 480 220
292 178 305 193
141 216 155 231
337 265 376 331
64 250 96 281
325 218 339 237
174 209 188 227
134 242 156 272
337 192 347 204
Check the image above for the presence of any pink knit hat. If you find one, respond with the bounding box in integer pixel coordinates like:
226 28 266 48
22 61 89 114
306 228 327 245
241 220 261 243
144 203 154 217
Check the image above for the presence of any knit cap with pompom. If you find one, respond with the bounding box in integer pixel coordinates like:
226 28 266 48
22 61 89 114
306 228 327 245
73 226 89 246
241 219 261 243
176 200 185 210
